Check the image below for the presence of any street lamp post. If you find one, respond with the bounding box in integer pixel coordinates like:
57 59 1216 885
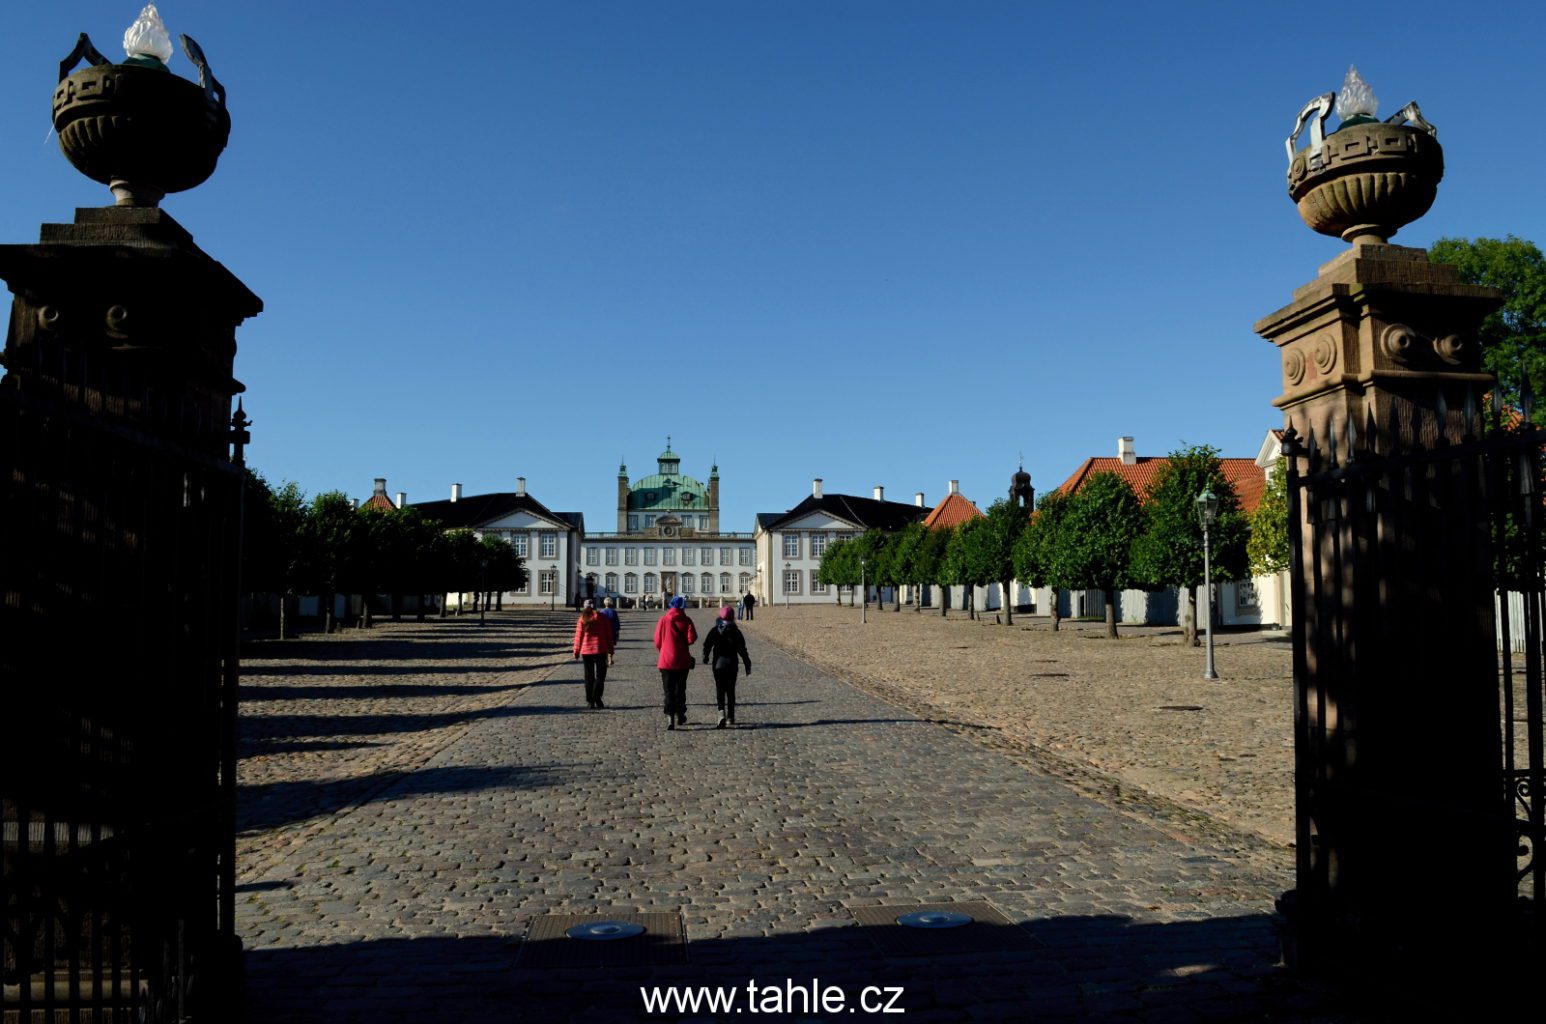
549 566 556 611
1195 487 1219 680
784 561 791 610
860 557 866 624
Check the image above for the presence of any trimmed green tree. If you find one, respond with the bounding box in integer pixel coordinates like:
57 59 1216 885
980 498 1030 625
1059 473 1144 639
818 536 857 605
1013 489 1075 631
1247 459 1291 578
1429 236 1546 421
1130 444 1249 646
943 519 991 620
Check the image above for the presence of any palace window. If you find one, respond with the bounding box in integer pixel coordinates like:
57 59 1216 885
700 547 714 566
719 547 732 565
644 547 658 566
1236 579 1259 610
624 573 638 594
782 534 801 559
738 548 752 566
586 548 599 566
644 573 658 594
738 573 750 593
681 548 695 566
681 574 695 594
539 532 557 559
627 515 639 531
539 570 557 595
605 547 618 566
662 548 676 566
809 532 829 558
783 570 802 595
644 515 657 527
719 573 731 594
605 573 619 592
512 532 529 557
812 573 828 595
624 548 638 566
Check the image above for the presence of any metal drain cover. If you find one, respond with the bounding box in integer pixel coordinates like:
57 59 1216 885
518 912 685 968
851 901 1039 958
897 910 973 929
567 920 645 941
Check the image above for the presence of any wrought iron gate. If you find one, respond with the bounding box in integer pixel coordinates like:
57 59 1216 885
1 321 246 1018
1284 394 1543 948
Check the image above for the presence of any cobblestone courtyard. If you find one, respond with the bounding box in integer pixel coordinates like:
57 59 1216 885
235 610 1341 1022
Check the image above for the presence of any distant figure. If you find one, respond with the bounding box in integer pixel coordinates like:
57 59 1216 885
702 606 752 728
741 591 756 621
572 599 615 709
654 595 697 730
601 596 621 667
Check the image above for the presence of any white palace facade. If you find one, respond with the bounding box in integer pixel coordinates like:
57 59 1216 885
577 445 756 607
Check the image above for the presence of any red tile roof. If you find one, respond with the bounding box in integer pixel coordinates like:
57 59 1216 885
1054 457 1268 514
359 493 397 512
921 491 985 530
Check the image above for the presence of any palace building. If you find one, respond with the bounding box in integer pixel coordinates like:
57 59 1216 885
578 442 755 606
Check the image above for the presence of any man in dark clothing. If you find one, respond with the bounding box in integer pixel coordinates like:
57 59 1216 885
740 591 755 621
702 606 752 728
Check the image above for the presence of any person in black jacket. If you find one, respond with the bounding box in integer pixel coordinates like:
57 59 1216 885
702 605 752 728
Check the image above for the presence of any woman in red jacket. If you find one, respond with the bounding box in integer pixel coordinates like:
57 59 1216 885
573 599 616 708
653 595 697 729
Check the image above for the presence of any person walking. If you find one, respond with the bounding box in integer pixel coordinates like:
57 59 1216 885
601 596 621 667
702 606 752 728
741 591 755 621
653 595 697 729
572 599 615 708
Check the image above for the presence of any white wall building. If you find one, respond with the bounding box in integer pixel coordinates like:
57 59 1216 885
410 478 584 608
753 479 931 606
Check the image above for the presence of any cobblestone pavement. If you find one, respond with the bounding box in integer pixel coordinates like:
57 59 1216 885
238 611 1350 1022
742 606 1299 849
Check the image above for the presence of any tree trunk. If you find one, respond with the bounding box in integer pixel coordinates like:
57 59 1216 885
1104 587 1118 639
417 595 426 621
1002 579 1014 625
941 585 949 617
967 584 975 621
1050 589 1061 632
893 586 900 611
496 592 504 611
324 591 335 634
363 596 373 629
915 583 923 613
390 592 401 621
278 591 289 640
1182 588 1198 647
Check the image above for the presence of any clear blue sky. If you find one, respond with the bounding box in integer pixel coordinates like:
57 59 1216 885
5 2 1543 529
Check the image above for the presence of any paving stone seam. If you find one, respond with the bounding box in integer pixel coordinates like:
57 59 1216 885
754 633 1293 877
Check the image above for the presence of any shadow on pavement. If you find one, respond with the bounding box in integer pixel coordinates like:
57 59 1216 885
242 911 1350 1023
241 682 532 702
238 763 567 834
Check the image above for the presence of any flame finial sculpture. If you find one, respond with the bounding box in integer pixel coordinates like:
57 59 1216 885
51 6 230 207
1285 69 1442 246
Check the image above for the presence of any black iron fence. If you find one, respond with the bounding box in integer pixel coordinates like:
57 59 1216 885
1284 392 1543 954
1 370 243 1019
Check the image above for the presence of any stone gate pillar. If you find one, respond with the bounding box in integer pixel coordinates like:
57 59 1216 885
1256 70 1514 982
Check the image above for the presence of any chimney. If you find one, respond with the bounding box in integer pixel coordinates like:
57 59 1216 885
372 477 387 498
812 478 823 498
516 476 526 496
350 498 360 510
948 479 960 496
451 483 462 502
1118 436 1137 465
395 492 406 509
914 491 925 507
873 485 884 501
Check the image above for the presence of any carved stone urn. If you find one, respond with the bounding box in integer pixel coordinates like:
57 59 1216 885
1285 68 1443 245
51 16 230 207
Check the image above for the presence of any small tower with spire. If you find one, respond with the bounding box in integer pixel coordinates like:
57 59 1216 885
616 457 629 532
708 459 720 533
